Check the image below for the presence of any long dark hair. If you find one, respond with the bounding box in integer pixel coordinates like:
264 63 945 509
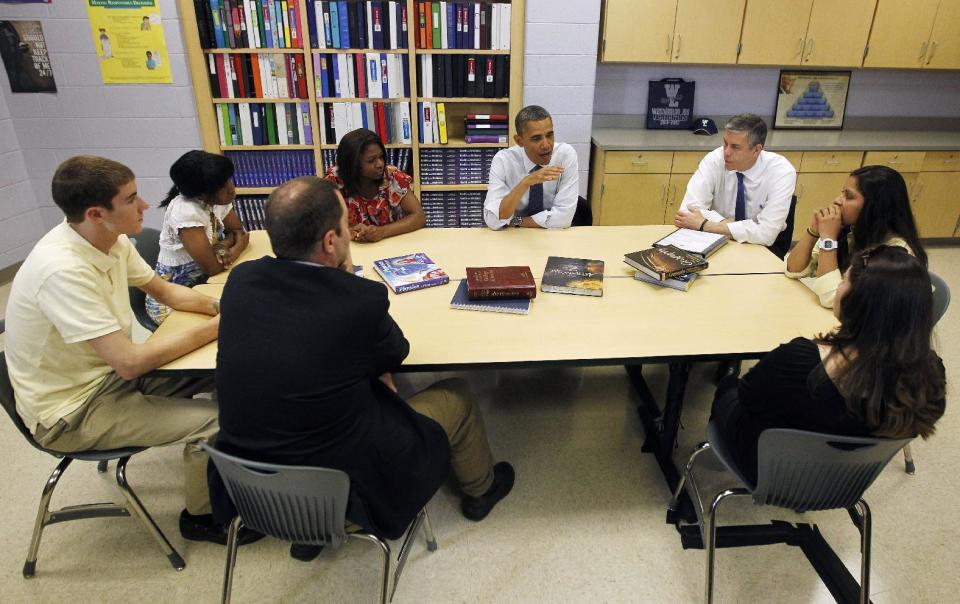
335 128 385 198
845 165 927 269
818 245 945 440
160 150 234 207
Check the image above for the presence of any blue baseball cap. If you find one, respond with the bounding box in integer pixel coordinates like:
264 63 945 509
692 117 718 135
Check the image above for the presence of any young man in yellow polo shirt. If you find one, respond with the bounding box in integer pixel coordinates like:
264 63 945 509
4 155 255 545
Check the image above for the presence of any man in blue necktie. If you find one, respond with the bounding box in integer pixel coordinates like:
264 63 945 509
673 114 796 250
483 105 580 229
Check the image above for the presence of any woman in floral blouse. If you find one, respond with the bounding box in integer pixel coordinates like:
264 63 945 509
325 128 426 242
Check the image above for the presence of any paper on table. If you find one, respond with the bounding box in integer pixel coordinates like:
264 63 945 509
655 228 727 255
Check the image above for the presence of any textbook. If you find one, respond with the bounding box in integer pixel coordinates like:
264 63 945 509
633 269 698 292
465 266 537 300
541 256 604 297
450 279 530 314
373 252 449 293
654 228 728 257
624 245 708 281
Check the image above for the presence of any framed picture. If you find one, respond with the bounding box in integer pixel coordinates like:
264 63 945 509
774 70 850 130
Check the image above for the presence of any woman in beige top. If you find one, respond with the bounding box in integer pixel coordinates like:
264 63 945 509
785 165 927 308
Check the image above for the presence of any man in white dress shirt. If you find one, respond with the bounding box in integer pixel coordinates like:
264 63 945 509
674 114 796 248
483 105 580 229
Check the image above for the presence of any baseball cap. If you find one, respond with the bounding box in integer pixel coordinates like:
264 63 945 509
692 117 718 135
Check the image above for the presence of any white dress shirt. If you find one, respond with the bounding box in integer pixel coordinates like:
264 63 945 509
679 147 796 245
483 142 580 229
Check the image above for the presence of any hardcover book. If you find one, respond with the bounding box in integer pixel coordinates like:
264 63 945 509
450 279 530 315
465 266 537 300
624 245 708 281
653 228 728 257
541 256 604 297
633 270 698 292
373 252 449 293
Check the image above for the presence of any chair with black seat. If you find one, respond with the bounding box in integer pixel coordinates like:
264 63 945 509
202 442 438 604
0 349 185 577
128 227 160 332
900 270 950 474
766 194 798 260
572 196 593 227
669 422 910 604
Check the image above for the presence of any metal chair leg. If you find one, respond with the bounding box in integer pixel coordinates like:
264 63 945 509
669 442 712 511
97 460 109 473
854 499 872 604
352 533 392 604
23 456 72 578
421 508 438 552
221 516 243 604
705 488 751 604
114 457 186 571
903 444 915 474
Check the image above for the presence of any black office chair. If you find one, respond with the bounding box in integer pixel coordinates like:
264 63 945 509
0 349 185 577
128 227 160 332
572 196 593 227
767 194 798 260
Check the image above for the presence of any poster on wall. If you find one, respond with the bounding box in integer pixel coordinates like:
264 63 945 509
0 20 57 93
85 0 172 84
774 70 850 130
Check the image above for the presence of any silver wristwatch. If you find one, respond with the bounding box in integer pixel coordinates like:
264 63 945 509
818 238 838 251
511 215 523 227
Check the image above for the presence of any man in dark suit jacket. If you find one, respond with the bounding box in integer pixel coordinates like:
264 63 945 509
212 177 513 560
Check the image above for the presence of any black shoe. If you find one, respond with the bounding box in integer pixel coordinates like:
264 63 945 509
713 360 742 384
179 510 265 546
461 462 515 522
290 543 325 561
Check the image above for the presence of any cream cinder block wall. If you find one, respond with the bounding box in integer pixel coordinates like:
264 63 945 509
523 0 601 198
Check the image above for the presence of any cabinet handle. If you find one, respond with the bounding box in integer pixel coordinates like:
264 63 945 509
667 34 673 58
661 184 668 203
919 41 928 62
797 183 805 199
825 159 841 165
631 160 649 165
804 38 815 62
674 34 681 59
914 180 923 202
942 158 958 164
797 37 805 58
887 160 904 165
926 41 937 65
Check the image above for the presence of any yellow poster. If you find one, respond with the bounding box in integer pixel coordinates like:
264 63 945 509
86 0 172 84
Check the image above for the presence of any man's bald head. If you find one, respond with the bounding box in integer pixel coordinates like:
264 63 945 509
265 177 344 260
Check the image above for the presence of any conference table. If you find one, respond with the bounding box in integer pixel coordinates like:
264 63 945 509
153 225 835 488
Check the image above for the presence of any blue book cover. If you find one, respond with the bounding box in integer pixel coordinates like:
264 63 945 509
373 252 450 293
318 55 330 97
381 54 389 98
329 0 341 48
260 0 273 48
322 1 333 47
337 1 351 48
450 279 530 315
251 103 263 145
446 1 456 49
307 0 318 47
209 0 225 48
401 53 409 97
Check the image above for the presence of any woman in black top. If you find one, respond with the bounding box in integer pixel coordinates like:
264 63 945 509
713 245 946 484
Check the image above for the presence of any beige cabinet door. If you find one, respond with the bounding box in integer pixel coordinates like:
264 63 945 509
914 172 960 237
673 0 745 64
926 0 960 69
793 173 847 240
738 0 812 65
601 0 676 62
864 0 939 68
804 0 876 67
665 173 693 225
598 174 671 225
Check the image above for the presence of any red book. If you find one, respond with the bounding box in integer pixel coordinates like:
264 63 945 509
215 54 228 98
290 0 303 48
354 53 367 98
466 113 509 120
233 55 247 98
286 55 297 97
231 5 243 46
250 54 263 98
375 102 387 143
295 55 307 98
419 2 428 48
465 266 537 300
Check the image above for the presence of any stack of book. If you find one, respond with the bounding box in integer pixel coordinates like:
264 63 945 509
419 148 496 184
465 113 508 144
319 101 412 144
234 196 267 230
313 52 409 99
207 53 308 99
417 55 509 98
226 150 315 187
414 2 512 50
320 148 411 174
307 1 410 50
451 265 535 315
196 0 307 49
421 191 484 228
624 245 709 292
216 102 313 146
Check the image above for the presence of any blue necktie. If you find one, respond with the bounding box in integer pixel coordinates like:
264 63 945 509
735 172 746 222
525 165 544 216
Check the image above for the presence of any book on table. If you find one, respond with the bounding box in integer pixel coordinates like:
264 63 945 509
653 228 728 257
465 266 536 300
450 279 530 315
624 245 708 281
541 256 604 297
373 252 449 293
633 270 698 292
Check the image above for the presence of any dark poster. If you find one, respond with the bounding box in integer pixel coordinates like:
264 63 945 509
0 20 57 93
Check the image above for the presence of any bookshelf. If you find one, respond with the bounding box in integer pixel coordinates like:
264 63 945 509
179 0 525 228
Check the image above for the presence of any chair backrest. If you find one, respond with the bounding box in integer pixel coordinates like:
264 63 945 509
930 271 950 325
0 351 50 453
767 194 798 260
128 228 160 332
201 443 352 548
572 196 593 227
752 429 911 512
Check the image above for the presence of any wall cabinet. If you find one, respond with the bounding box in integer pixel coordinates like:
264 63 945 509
864 0 960 69
600 0 744 64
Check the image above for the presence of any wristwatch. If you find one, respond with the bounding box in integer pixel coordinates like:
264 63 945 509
511 215 523 228
818 238 838 251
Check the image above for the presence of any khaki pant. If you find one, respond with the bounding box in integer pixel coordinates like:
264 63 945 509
407 378 494 497
34 373 218 515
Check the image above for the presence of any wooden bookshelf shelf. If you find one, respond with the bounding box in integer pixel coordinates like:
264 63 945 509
223 145 314 151
236 187 276 194
319 143 413 149
311 48 409 54
204 48 305 54
213 98 307 104
417 97 508 103
415 49 510 55
420 184 489 191
316 97 412 103
419 141 507 149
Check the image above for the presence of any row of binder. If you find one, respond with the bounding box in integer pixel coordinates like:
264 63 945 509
307 0 410 50
207 53 308 99
419 147 497 184
415 2 511 50
421 191 484 228
418 54 508 99
319 101 412 145
234 196 268 230
196 0 306 49
216 102 314 146
225 150 316 187
314 52 410 99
